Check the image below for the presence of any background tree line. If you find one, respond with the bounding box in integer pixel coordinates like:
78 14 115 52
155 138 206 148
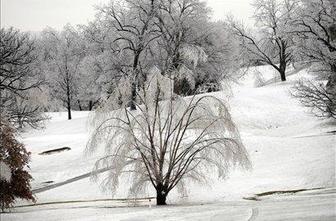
1 0 335 126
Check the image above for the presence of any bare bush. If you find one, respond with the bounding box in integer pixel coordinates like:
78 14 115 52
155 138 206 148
253 70 267 87
292 80 336 119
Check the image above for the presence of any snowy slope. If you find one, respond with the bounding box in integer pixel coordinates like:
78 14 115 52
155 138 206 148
3 66 335 220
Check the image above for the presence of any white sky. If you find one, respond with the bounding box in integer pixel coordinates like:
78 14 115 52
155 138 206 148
0 0 255 32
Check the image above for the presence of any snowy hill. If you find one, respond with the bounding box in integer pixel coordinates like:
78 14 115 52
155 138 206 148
4 66 335 221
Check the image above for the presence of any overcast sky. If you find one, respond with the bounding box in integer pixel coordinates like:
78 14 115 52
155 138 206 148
1 0 254 32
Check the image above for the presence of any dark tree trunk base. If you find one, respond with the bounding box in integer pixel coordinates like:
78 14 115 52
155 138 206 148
156 184 168 205
67 107 72 120
280 72 286 81
89 101 93 111
156 194 167 205
130 102 137 111
279 61 287 81
130 81 137 111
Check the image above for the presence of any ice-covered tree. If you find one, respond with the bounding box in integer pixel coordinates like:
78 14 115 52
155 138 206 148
87 72 250 205
41 25 86 119
96 0 161 110
229 0 297 81
87 0 236 107
76 55 105 111
292 80 336 119
291 0 336 118
78 21 120 111
3 89 49 129
153 1 234 95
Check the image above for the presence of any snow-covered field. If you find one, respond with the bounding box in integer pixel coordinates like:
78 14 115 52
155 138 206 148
2 66 336 220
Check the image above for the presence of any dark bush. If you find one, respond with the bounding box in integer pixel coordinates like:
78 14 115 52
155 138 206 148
0 119 35 212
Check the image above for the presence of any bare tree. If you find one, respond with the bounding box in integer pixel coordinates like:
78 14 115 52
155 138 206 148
0 28 46 128
291 0 335 68
0 28 42 96
3 90 49 129
290 0 336 118
229 0 297 81
292 80 336 118
76 55 104 111
91 0 233 107
153 1 235 95
152 0 208 95
97 0 161 110
87 73 250 205
41 25 86 120
77 22 114 111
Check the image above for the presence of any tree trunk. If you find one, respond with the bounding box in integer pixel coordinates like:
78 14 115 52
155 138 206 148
279 62 286 82
89 100 93 111
130 49 141 111
66 87 72 120
67 101 72 120
280 69 286 81
156 184 168 205
130 81 137 110
326 64 336 94
65 60 72 120
279 40 287 82
77 100 82 111
18 116 23 129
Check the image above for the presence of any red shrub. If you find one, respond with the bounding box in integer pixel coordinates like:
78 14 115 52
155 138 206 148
0 119 35 212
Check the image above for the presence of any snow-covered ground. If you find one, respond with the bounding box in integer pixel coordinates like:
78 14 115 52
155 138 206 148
2 66 335 220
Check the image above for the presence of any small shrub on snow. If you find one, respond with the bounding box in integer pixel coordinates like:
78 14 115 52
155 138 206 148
292 80 336 119
253 71 266 88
